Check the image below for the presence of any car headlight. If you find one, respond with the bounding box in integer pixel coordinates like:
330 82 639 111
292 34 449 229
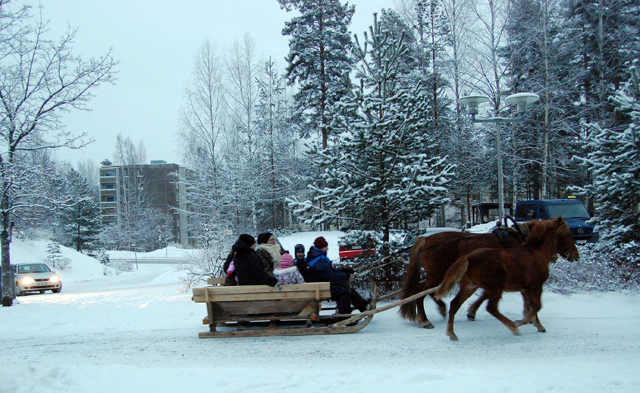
49 275 60 283
20 277 34 285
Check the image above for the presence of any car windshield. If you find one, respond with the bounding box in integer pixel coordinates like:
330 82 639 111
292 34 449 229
547 203 590 219
17 264 51 274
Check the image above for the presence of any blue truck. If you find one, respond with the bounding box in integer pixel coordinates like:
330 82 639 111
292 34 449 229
514 198 599 244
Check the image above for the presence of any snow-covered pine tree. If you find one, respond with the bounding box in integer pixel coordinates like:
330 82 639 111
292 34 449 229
290 13 454 244
388 3 455 225
278 0 356 149
573 64 640 253
45 242 71 270
59 168 102 252
562 0 640 130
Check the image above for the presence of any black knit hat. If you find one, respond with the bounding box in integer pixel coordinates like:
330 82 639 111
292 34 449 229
239 234 255 247
257 232 273 245
294 244 305 255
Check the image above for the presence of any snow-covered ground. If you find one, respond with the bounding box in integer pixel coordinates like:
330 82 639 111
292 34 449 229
2 234 640 393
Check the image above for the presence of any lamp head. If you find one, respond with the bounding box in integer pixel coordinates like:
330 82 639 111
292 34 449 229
505 93 540 114
458 95 490 115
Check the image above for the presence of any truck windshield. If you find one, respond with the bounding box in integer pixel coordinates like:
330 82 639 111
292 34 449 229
547 203 590 219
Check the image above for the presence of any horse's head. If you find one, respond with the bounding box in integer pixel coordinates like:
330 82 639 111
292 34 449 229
555 217 580 262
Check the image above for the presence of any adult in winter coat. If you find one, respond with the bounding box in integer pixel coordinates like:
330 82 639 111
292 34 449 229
273 253 305 285
305 236 370 314
255 232 285 273
232 234 279 288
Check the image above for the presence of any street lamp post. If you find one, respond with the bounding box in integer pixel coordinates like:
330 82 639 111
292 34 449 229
458 93 540 223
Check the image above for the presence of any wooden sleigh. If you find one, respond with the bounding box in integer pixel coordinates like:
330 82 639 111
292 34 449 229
192 278 378 338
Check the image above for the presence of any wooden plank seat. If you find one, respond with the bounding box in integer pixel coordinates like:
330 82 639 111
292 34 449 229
192 281 376 338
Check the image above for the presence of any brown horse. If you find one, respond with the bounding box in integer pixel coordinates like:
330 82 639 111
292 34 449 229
434 217 567 340
399 219 579 328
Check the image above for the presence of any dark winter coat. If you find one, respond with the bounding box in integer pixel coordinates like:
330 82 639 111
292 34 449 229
232 240 278 287
294 256 308 279
305 246 348 300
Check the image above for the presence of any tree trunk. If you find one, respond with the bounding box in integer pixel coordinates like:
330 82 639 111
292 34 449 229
1 198 13 306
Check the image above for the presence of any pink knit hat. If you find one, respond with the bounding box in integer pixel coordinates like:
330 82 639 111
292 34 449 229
279 253 294 269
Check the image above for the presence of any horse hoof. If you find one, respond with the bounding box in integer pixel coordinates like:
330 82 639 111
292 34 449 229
448 334 458 341
467 314 476 321
422 322 435 329
538 328 547 333
511 328 521 336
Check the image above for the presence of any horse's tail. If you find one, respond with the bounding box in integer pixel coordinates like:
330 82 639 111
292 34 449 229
435 257 469 300
399 237 425 322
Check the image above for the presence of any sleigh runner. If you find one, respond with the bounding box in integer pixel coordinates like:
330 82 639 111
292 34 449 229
192 278 378 338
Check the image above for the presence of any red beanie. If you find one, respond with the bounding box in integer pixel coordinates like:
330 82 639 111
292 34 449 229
314 236 328 249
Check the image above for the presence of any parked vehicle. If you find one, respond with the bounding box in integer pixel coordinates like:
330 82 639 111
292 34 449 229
515 198 599 244
338 242 377 261
401 227 461 247
339 228 461 261
13 263 62 296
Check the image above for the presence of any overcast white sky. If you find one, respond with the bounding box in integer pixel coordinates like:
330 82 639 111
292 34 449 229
20 0 397 168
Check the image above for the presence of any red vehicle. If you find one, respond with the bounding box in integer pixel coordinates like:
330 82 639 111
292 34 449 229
338 243 377 260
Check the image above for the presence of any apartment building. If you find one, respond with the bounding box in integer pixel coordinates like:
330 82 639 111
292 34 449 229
99 160 189 246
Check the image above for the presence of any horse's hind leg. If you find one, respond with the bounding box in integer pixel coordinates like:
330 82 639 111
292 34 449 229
466 291 487 321
417 279 442 329
445 280 477 341
430 293 447 318
484 291 520 336
416 295 434 329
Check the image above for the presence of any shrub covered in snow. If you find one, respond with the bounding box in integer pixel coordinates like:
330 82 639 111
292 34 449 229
547 241 640 294
45 242 72 270
103 260 134 275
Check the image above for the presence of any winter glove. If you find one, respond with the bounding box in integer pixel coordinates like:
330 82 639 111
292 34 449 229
275 283 283 291
341 268 355 274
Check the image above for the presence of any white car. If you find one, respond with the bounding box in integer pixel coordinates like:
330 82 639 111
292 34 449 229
13 263 62 296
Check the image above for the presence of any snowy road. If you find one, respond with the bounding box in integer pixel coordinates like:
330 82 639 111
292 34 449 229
2 261 640 393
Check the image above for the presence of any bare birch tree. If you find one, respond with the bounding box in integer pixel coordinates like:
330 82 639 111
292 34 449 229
224 33 262 233
178 39 229 242
0 4 116 306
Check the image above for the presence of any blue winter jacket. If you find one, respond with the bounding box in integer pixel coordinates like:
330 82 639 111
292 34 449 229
305 247 347 284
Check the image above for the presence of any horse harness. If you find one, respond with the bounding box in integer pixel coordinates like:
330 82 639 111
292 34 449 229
354 224 527 276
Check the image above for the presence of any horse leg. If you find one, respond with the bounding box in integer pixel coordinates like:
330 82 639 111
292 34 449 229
516 289 545 332
484 291 520 336
445 280 477 341
416 295 433 329
430 293 447 318
417 278 441 329
466 290 487 321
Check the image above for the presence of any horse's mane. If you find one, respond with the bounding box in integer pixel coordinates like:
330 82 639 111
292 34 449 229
556 218 571 237
523 220 555 248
